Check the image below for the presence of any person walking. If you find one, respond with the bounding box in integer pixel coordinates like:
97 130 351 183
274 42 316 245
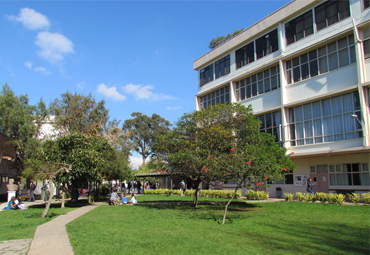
30 181 36 202
16 181 22 198
307 178 314 194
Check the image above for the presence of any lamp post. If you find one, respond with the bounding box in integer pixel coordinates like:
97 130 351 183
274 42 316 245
351 114 363 127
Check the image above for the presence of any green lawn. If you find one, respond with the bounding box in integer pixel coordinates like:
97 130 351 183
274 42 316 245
0 204 77 241
67 195 370 255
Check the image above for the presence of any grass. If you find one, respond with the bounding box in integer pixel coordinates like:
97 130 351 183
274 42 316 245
67 195 370 255
0 203 77 241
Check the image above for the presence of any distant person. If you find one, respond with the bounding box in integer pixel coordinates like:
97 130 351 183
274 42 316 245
128 182 131 194
120 193 127 204
137 181 141 194
16 181 22 198
43 182 50 202
109 189 120 205
30 181 36 202
307 178 314 194
121 182 126 194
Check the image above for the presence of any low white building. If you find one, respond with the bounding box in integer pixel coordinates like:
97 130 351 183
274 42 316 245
194 0 370 197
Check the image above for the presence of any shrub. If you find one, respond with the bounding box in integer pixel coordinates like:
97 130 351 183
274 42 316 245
296 192 303 202
348 193 361 204
336 194 346 205
303 193 312 203
245 190 269 200
362 193 370 205
284 192 294 202
311 194 318 203
184 190 195 196
327 193 337 204
316 192 327 203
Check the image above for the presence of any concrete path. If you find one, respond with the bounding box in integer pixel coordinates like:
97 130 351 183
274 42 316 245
27 204 99 255
0 239 32 255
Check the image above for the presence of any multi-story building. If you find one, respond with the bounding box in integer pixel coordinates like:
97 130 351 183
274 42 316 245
194 0 370 197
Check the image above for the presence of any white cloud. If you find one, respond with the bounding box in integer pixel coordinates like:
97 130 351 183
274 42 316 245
6 7 50 30
166 106 182 110
24 61 51 75
129 157 146 170
24 61 33 69
77 82 84 90
35 31 74 63
97 83 126 101
122 83 174 101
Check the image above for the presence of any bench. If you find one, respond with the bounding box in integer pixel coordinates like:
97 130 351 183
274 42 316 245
20 191 30 201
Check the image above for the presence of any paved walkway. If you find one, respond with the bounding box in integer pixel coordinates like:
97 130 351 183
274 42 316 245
27 204 99 255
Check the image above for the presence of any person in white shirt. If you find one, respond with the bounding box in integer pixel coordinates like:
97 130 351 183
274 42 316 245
130 193 137 204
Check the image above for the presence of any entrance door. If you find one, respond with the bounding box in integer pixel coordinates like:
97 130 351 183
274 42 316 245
310 165 329 193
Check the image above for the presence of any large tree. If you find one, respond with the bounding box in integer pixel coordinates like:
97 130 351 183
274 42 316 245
208 28 243 49
122 112 171 166
155 103 295 211
0 83 47 173
49 92 109 137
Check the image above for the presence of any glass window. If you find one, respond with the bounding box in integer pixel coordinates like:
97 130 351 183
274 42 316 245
288 92 362 146
364 0 370 9
286 35 355 85
199 86 230 109
315 0 350 31
200 64 213 86
257 111 283 147
285 10 313 45
256 29 278 59
215 55 230 79
236 42 255 69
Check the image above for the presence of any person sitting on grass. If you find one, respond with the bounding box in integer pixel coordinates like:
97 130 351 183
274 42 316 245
120 193 127 204
129 193 137 204
3 196 17 210
109 189 120 205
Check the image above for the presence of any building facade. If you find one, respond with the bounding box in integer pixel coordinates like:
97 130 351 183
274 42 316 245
194 0 370 197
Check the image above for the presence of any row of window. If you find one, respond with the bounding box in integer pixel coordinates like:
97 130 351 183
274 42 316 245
198 86 230 110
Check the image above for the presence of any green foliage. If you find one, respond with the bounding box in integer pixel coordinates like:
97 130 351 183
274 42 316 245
284 192 294 202
327 193 337 204
123 112 171 166
316 192 327 203
208 28 244 49
245 190 269 200
362 193 370 204
143 189 241 199
296 192 304 202
0 83 47 173
348 193 361 204
303 193 312 202
336 194 346 205
50 91 109 137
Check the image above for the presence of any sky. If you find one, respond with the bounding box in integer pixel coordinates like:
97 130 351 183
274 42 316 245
1 0 291 169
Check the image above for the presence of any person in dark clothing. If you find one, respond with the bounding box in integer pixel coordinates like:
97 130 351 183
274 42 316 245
307 178 314 194
128 182 131 194
137 181 141 194
30 181 36 202
16 181 21 198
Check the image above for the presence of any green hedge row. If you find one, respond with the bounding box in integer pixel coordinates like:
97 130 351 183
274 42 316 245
245 190 269 200
284 192 370 205
143 189 242 199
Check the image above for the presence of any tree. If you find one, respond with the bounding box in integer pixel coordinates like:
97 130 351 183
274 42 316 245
104 119 133 159
208 28 243 49
154 103 295 212
122 112 171 166
0 83 47 173
49 92 109 137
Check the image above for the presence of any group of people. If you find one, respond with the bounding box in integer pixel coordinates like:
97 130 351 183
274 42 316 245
3 196 27 210
109 188 137 205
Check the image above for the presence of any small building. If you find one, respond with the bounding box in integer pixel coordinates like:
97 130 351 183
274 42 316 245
0 131 17 201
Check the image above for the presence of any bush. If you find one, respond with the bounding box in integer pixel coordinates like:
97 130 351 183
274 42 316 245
296 192 303 202
327 193 337 204
284 192 294 202
143 189 241 199
336 194 346 205
245 190 269 200
348 193 361 204
311 194 318 203
316 192 327 203
362 193 370 205
303 193 312 203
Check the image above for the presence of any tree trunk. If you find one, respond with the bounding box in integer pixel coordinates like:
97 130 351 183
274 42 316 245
222 181 242 225
193 181 201 208
61 191 65 209
88 181 92 203
41 179 54 220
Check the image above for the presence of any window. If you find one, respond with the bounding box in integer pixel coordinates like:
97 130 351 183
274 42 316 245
275 170 294 184
364 0 370 9
330 163 369 186
285 10 314 45
286 35 355 85
199 86 230 109
224 180 237 185
288 92 362 146
315 0 350 31
361 27 370 59
257 111 283 146
256 29 278 59
235 65 280 100
236 41 255 69
215 55 230 79
199 64 213 86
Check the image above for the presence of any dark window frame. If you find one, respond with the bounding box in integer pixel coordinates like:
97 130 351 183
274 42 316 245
256 29 279 59
364 0 370 9
285 10 314 45
315 0 350 31
215 55 230 79
235 41 255 69
199 64 214 86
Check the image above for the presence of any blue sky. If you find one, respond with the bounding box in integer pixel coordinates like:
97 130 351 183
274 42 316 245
1 0 290 168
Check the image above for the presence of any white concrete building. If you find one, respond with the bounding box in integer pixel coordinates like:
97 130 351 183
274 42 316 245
194 0 370 197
